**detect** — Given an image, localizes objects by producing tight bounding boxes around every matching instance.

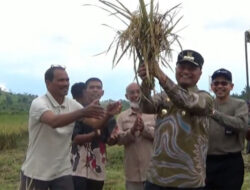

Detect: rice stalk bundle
[88,0,182,88]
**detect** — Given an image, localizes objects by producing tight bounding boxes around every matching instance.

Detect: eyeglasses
[212,81,229,86]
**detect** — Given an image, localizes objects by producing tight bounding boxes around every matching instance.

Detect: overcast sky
[0,0,249,100]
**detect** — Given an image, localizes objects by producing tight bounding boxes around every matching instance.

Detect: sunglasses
[212,81,229,86]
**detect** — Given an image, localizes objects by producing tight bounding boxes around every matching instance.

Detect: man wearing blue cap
[138,50,213,190]
[205,68,248,190]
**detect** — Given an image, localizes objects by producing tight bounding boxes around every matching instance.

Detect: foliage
[101,99,130,111]
[104,145,125,190]
[1,115,250,190]
[232,86,250,101]
[0,100,129,150]
[0,89,37,113]
[0,134,27,190]
[1,135,250,190]
[0,133,126,190]
[0,113,28,150]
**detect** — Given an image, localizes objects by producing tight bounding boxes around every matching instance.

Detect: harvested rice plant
[88,0,183,88]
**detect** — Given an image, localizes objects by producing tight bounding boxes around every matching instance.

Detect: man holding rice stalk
[19,66,107,190]
[91,0,212,189]
[138,50,213,189]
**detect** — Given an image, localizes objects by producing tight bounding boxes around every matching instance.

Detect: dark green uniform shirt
[208,97,248,155]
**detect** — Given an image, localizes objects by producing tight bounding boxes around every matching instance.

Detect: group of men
[19,49,248,190]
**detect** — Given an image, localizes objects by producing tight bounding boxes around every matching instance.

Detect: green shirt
[140,81,213,188]
[208,97,248,155]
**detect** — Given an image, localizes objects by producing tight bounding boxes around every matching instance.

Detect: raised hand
[107,126,119,145]
[106,101,122,116]
[136,114,144,132]
[138,64,147,81]
[82,99,105,119]
[131,114,144,135]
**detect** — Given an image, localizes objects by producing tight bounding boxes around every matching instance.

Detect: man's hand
[82,99,105,119]
[106,101,122,116]
[107,126,119,145]
[138,62,167,85]
[138,64,147,81]
[81,99,106,129]
[136,114,144,132]
[82,100,122,130]
[131,114,144,135]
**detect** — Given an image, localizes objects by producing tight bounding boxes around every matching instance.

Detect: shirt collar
[187,85,199,92]
[128,107,138,116]
[46,91,66,108]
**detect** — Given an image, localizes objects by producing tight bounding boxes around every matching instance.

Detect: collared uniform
[208,97,248,154]
[205,97,248,190]
[21,92,82,180]
[117,108,155,182]
[141,82,213,188]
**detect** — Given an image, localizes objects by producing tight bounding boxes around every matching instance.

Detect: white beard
[130,101,139,109]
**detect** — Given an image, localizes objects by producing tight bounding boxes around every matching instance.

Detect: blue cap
[211,68,232,81]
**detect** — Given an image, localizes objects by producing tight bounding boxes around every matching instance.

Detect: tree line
[0,89,130,113]
[0,86,248,114]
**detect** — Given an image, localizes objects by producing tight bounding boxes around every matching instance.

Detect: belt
[207,152,241,159]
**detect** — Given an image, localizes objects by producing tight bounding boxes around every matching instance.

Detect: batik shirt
[140,81,213,188]
[71,118,116,181]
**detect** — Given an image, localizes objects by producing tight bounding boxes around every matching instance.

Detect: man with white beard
[116,82,156,190]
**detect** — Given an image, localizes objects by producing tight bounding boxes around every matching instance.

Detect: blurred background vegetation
[0,88,250,190]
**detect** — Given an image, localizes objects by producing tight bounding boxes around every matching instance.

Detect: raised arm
[40,99,105,128]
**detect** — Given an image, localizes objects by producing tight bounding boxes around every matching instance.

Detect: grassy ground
[0,135,125,190]
[243,154,250,190]
[0,113,28,150]
[0,113,250,190]
[0,135,27,190]
[1,135,250,190]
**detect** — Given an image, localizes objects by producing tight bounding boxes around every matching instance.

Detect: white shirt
[21,91,82,180]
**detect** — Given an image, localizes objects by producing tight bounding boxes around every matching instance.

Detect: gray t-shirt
[21,91,82,180]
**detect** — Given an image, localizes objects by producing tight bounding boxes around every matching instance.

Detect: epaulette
[198,90,213,97]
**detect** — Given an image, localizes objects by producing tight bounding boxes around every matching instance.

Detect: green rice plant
[0,113,28,150]
[104,145,125,190]
[1,138,250,190]
[0,139,27,190]
[87,0,182,88]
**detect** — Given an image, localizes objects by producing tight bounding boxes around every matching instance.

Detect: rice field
[0,113,28,150]
[0,113,250,190]
[0,113,125,190]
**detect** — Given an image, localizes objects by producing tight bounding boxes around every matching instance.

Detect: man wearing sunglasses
[205,68,248,190]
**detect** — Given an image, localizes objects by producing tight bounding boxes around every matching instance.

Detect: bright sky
[0,0,249,100]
